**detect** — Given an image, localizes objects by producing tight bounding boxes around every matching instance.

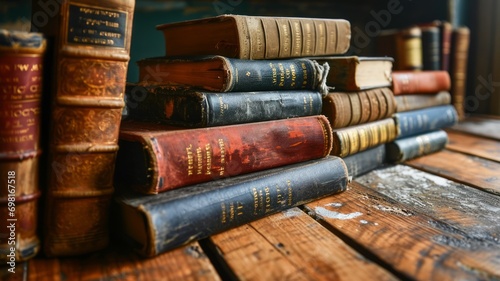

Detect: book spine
[395,91,451,112]
[393,105,458,139]
[116,115,333,194]
[440,21,453,71]
[31,0,135,257]
[421,26,441,70]
[396,27,423,70]
[125,86,322,127]
[449,27,470,120]
[0,30,45,261]
[118,156,349,257]
[343,145,386,179]
[386,130,448,163]
[391,71,451,95]
[331,118,397,158]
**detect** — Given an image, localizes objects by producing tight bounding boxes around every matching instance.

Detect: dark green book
[386,130,448,163]
[114,156,348,257]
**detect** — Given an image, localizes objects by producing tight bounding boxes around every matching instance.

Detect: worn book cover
[393,105,458,139]
[386,130,448,163]
[392,70,451,95]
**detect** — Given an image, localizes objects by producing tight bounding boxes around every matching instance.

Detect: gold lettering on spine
[290,64,297,86]
[278,63,285,87]
[196,146,203,175]
[292,21,302,56]
[205,143,212,175]
[269,62,278,85]
[252,187,259,215]
[287,180,293,206]
[221,202,227,224]
[264,186,271,213]
[301,62,308,87]
[218,138,226,176]
[185,144,194,175]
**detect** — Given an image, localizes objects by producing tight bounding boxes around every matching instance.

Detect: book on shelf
[393,105,458,139]
[322,87,396,129]
[330,118,397,158]
[124,84,322,127]
[386,130,448,163]
[31,0,135,256]
[137,55,330,94]
[342,145,386,179]
[375,27,423,71]
[420,26,440,70]
[449,26,470,120]
[313,56,393,91]
[114,115,333,194]
[0,29,46,262]
[391,70,451,95]
[155,15,351,59]
[114,156,349,257]
[418,20,452,71]
[395,91,451,112]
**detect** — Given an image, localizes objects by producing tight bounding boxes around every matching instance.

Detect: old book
[137,55,329,94]
[420,26,440,70]
[322,87,396,129]
[115,115,333,194]
[449,26,470,120]
[0,30,45,262]
[393,105,458,139]
[395,91,451,112]
[155,15,351,59]
[386,130,448,163]
[331,118,397,158]
[376,27,423,71]
[313,56,393,91]
[124,84,322,127]
[392,70,451,95]
[418,21,453,71]
[114,156,348,257]
[31,0,135,256]
[342,145,386,179]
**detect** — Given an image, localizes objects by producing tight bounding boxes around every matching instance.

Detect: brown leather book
[156,15,351,59]
[395,91,452,112]
[376,27,423,71]
[313,56,394,91]
[331,118,398,158]
[114,115,333,194]
[392,70,451,95]
[31,0,135,257]
[0,30,46,262]
[449,27,470,120]
[322,87,396,129]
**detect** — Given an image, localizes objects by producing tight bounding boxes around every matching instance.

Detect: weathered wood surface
[27,242,220,281]
[406,149,500,195]
[446,130,500,162]
[304,182,500,281]
[450,115,500,140]
[209,207,397,281]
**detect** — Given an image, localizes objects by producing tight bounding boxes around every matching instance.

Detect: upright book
[391,70,451,95]
[137,55,329,94]
[31,0,135,256]
[0,29,46,262]
[393,105,458,139]
[155,15,351,59]
[114,156,349,257]
[124,84,322,127]
[115,115,333,194]
[376,27,423,71]
[449,26,470,120]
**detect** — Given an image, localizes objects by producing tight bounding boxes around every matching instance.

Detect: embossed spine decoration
[0,30,46,261]
[31,0,135,256]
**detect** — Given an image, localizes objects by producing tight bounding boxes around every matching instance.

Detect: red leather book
[391,71,451,95]
[114,116,333,194]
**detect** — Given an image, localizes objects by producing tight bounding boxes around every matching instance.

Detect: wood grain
[210,207,397,281]
[304,182,500,281]
[406,149,500,195]
[27,242,220,281]
[445,130,500,162]
[450,115,500,140]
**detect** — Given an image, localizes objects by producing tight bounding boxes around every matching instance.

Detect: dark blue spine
[393,105,458,139]
[386,130,448,163]
[342,145,386,179]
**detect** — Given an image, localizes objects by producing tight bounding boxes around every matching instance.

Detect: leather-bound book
[31,0,135,256]
[449,27,470,120]
[395,91,451,112]
[420,26,440,70]
[418,21,453,71]
[114,156,348,257]
[313,56,393,91]
[0,29,46,262]
[156,15,351,59]
[124,84,322,127]
[386,130,448,163]
[342,145,386,179]
[376,27,423,71]
[322,87,396,129]
[137,56,329,94]
[393,105,458,139]
[391,70,451,95]
[115,115,333,194]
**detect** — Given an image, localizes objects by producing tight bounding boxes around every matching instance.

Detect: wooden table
[4,115,500,281]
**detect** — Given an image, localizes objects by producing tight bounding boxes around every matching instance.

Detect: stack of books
[113,14,353,257]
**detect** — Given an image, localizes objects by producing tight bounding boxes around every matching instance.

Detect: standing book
[114,156,349,257]
[31,0,135,256]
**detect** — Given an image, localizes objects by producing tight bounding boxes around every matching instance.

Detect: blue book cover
[386,130,448,163]
[393,105,458,139]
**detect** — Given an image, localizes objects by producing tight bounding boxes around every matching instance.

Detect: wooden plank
[304,182,500,281]
[450,116,500,141]
[210,207,398,281]
[406,149,500,195]
[28,242,220,281]
[446,130,500,162]
[356,165,500,244]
